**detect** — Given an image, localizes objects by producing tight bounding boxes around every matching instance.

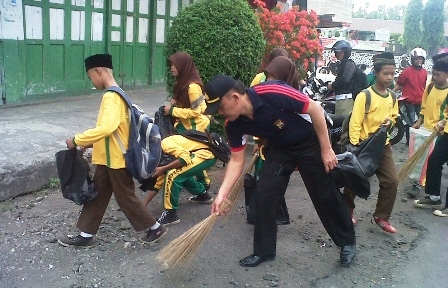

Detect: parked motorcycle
[389,93,411,145]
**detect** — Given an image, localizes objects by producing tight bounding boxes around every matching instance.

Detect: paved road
[0,86,169,201]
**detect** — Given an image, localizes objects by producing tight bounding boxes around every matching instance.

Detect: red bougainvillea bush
[254,0,322,78]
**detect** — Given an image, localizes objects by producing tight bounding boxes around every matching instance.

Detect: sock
[150,222,160,230]
[80,232,93,238]
[430,195,440,201]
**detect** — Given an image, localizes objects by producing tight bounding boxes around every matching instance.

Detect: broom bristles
[397,130,437,184]
[157,153,259,269]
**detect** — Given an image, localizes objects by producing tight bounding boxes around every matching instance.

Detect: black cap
[204,75,236,115]
[84,54,113,72]
[432,52,448,62]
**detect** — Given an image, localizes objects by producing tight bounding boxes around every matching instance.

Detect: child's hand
[151,166,165,178]
[436,120,446,135]
[381,118,391,127]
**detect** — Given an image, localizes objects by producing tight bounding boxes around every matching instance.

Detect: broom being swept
[203,75,356,268]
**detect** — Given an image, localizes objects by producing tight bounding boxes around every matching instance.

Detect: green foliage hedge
[164,0,265,94]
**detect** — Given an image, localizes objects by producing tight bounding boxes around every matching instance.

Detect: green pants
[163,157,216,210]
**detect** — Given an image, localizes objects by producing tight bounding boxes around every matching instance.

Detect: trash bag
[154,106,175,139]
[346,126,387,177]
[330,152,371,200]
[55,149,97,205]
[244,173,290,225]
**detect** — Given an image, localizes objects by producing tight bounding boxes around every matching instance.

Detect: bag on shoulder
[351,63,369,98]
[154,106,175,139]
[181,130,231,163]
[55,149,97,205]
[108,86,162,183]
[338,89,396,147]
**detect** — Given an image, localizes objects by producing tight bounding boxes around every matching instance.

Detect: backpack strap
[108,86,132,108]
[427,82,435,95]
[107,86,130,154]
[362,89,371,123]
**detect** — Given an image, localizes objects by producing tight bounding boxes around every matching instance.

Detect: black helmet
[332,40,352,59]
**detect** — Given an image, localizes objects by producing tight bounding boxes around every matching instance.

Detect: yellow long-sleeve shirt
[161,134,215,166]
[74,90,129,169]
[349,87,398,145]
[250,72,267,87]
[169,83,210,132]
[420,84,448,130]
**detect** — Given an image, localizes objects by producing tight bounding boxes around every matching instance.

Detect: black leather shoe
[276,218,290,225]
[340,244,356,267]
[239,254,276,267]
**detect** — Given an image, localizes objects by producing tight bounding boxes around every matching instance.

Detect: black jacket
[332,59,356,95]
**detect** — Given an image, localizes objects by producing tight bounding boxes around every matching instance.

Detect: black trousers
[425,134,448,198]
[253,133,355,256]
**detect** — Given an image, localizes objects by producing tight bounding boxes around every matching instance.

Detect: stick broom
[397,130,437,184]
[156,153,259,269]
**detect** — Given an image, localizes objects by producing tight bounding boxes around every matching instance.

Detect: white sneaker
[433,207,448,217]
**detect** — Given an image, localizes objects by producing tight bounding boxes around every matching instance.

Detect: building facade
[0,0,194,104]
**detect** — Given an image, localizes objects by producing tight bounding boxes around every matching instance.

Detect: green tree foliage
[421,0,446,55]
[352,3,405,20]
[403,0,423,50]
[164,0,264,93]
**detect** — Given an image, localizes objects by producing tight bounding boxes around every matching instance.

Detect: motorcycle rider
[327,40,356,116]
[393,48,428,145]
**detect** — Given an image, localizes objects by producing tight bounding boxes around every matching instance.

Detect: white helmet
[410,47,427,59]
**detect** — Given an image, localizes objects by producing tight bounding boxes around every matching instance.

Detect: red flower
[255,1,321,78]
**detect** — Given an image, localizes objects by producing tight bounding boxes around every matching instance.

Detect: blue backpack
[108,86,162,183]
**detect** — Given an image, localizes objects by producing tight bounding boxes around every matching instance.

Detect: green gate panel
[25,44,45,95]
[135,46,149,85]
[152,45,165,85]
[123,45,134,87]
[110,45,122,82]
[47,44,65,83]
[66,44,87,90]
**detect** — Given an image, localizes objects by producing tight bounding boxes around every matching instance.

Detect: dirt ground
[1,142,447,288]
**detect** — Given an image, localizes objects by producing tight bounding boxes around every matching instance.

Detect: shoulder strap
[427,82,435,95]
[107,86,132,108]
[107,86,130,154]
[388,89,397,107]
[363,89,371,123]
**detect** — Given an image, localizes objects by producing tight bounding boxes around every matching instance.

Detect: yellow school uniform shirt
[420,84,448,130]
[161,134,215,166]
[169,83,210,132]
[250,72,267,87]
[349,87,398,145]
[74,91,129,169]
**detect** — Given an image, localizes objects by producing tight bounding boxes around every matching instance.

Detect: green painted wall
[1,0,191,104]
[3,40,26,103]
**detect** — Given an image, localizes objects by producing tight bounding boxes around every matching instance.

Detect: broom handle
[219,152,259,213]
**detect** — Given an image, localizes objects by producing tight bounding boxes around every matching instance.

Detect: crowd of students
[56,46,448,270]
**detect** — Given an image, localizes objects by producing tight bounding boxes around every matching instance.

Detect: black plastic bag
[330,152,371,200]
[154,106,175,139]
[55,149,97,205]
[346,126,387,177]
[244,174,290,225]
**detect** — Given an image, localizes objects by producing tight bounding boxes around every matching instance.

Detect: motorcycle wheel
[389,118,405,145]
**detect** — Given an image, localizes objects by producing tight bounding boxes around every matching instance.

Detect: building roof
[350,18,448,37]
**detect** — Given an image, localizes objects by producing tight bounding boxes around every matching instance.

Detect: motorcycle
[389,93,411,145]
[302,72,329,101]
